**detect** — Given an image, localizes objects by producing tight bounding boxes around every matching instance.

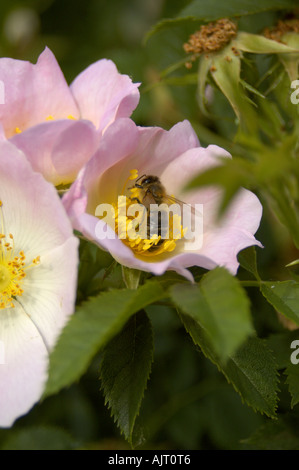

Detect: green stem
[122,266,141,289]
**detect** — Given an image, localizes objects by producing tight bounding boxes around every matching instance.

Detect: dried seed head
[263,18,299,42]
[183,18,238,67]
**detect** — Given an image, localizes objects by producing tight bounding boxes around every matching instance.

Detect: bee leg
[130,197,142,204]
[135,174,146,184]
[128,175,147,189]
[128,182,143,190]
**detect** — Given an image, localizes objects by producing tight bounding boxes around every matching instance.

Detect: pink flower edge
[63,118,263,281]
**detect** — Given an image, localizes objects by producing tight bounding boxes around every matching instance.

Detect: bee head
[141,175,159,186]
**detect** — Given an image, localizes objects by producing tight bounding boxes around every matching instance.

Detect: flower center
[109,170,185,258]
[0,264,11,291]
[0,201,40,309]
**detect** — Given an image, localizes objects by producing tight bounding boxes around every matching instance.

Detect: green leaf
[179,311,278,417]
[170,267,254,359]
[242,415,299,450]
[179,0,297,19]
[278,32,299,81]
[211,45,257,133]
[286,259,299,268]
[240,79,266,100]
[236,31,299,54]
[286,361,299,407]
[1,426,77,450]
[145,0,296,41]
[238,246,260,280]
[266,183,299,250]
[261,281,299,326]
[44,280,166,398]
[100,311,153,444]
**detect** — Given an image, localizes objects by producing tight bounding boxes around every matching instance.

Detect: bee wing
[164,194,202,218]
[163,194,205,248]
[142,192,158,210]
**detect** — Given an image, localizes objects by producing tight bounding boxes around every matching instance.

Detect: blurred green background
[0,0,297,450]
[0,0,198,129]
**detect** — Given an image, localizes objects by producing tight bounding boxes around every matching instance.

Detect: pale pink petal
[70,59,140,130]
[160,145,230,199]
[159,145,263,274]
[11,119,99,185]
[196,188,263,273]
[0,305,48,428]
[63,118,140,218]
[128,120,200,176]
[0,47,79,138]
[62,167,88,223]
[199,225,261,274]
[20,238,79,351]
[0,141,78,427]
[0,141,75,256]
[0,123,6,141]
[74,119,200,210]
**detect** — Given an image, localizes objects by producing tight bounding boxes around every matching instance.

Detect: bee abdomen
[146,212,169,252]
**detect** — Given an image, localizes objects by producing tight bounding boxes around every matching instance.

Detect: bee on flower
[63,118,262,281]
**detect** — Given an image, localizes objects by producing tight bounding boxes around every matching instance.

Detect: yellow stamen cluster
[183,18,238,68]
[109,170,186,257]
[0,201,40,309]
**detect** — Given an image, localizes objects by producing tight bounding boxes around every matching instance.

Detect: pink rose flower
[0,141,78,427]
[0,48,140,185]
[63,118,262,281]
